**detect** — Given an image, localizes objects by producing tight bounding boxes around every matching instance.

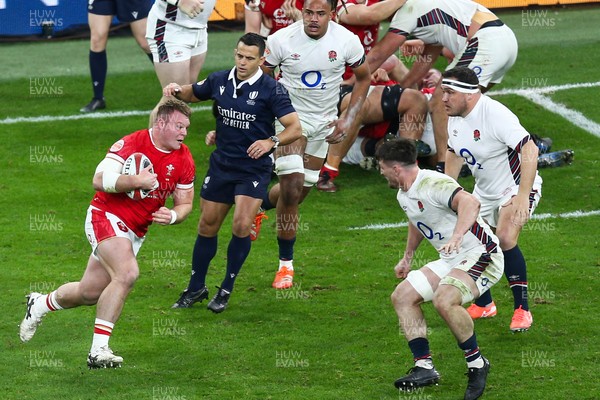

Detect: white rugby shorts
[146,17,207,63]
[447,24,518,87]
[476,182,542,228]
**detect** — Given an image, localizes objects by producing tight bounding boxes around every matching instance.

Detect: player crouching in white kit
[377,138,503,399]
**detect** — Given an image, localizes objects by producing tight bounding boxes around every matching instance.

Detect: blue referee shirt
[192,67,296,172]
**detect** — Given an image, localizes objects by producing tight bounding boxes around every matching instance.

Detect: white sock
[33,291,63,317]
[324,162,338,172]
[279,260,293,270]
[91,318,114,353]
[467,356,485,369]
[415,358,434,369]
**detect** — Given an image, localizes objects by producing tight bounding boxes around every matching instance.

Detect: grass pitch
[1,6,600,400]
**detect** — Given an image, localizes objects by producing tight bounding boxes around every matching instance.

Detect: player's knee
[89,34,108,52]
[115,266,140,289]
[495,227,518,250]
[431,289,448,312]
[391,282,415,308]
[231,218,252,237]
[432,285,457,312]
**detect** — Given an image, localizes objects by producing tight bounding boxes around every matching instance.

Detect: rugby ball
[122,152,154,200]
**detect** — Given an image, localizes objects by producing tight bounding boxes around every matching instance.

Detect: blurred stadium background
[2,0,600,38]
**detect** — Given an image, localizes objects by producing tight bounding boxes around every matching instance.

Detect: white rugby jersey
[265,21,365,120]
[389,0,492,56]
[397,169,500,260]
[447,95,542,201]
[149,0,216,29]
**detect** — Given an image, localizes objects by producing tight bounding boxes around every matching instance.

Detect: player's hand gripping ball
[122,153,155,200]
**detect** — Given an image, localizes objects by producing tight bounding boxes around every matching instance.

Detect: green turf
[2,6,600,400]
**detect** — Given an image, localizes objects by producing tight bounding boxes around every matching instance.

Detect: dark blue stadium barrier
[0,0,90,37]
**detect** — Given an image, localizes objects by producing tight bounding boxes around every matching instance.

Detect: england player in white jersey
[265,16,365,129]
[252,0,371,290]
[442,67,542,332]
[367,0,517,91]
[146,0,216,87]
[365,0,518,174]
[377,138,503,399]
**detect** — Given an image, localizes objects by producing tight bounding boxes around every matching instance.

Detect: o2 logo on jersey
[459,148,483,170]
[301,71,327,90]
[416,222,444,241]
[472,66,482,77]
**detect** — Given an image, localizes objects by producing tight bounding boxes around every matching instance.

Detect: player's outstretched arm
[338,0,406,26]
[367,31,406,73]
[163,83,200,103]
[399,44,442,89]
[244,1,262,34]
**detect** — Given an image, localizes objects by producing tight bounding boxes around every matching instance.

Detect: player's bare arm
[93,160,157,194]
[247,112,302,159]
[244,1,262,33]
[396,222,425,279]
[328,60,371,143]
[176,0,205,19]
[439,190,480,255]
[444,149,464,180]
[337,0,406,26]
[366,31,406,73]
[163,83,200,102]
[152,186,194,225]
[508,139,539,226]
[399,44,442,89]
[260,64,276,78]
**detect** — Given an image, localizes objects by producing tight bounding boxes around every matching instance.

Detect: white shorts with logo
[275,114,334,160]
[407,249,504,304]
[85,206,145,258]
[476,182,542,228]
[447,24,518,87]
[146,16,207,63]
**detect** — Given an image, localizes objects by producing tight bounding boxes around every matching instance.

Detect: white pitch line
[349,210,600,231]
[489,81,600,96]
[524,92,600,138]
[0,105,212,125]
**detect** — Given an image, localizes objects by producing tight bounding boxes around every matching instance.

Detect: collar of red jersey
[228,66,263,89]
